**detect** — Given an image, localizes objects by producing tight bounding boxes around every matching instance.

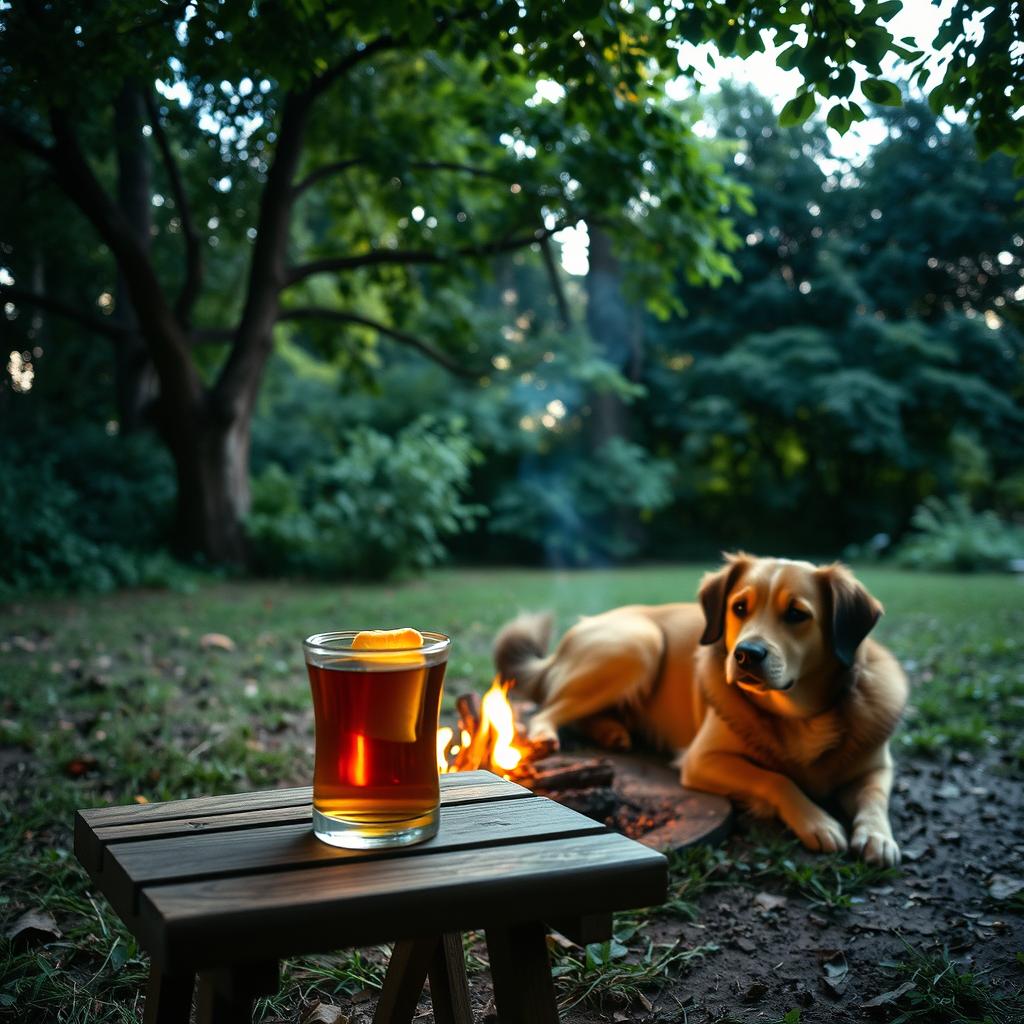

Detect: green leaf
[778,91,816,127]
[776,44,801,71]
[862,77,903,106]
[827,103,853,133]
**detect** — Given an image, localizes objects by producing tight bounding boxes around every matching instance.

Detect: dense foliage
[639,90,1024,555]
[247,416,483,576]
[2,1,1022,587]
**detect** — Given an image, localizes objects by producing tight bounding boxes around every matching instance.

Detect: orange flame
[437,676,529,777]
[481,678,521,771]
[436,726,454,774]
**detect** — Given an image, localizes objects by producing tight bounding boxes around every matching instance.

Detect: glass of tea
[303,629,450,849]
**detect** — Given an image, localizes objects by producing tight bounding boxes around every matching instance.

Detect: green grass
[663,826,898,917]
[876,944,1024,1023]
[1,566,1021,1020]
[550,924,718,1012]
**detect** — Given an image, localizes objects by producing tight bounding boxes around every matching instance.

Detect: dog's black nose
[735,641,768,667]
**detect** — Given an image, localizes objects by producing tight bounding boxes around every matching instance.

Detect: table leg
[427,932,473,1024]
[143,965,194,1024]
[485,922,559,1024]
[373,937,438,1024]
[196,960,279,1024]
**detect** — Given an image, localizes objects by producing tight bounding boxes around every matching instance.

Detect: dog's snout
[735,641,768,668]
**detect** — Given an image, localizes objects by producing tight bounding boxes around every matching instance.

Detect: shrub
[893,495,1024,572]
[247,416,483,577]
[0,436,191,598]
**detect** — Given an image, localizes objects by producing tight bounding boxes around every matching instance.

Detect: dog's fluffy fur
[494,553,908,865]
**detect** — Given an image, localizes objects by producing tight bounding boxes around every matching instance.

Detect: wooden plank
[427,933,473,1024]
[142,966,194,1024]
[80,787,314,829]
[195,960,278,1024]
[545,913,613,946]
[486,921,559,1024]
[104,798,606,919]
[141,831,668,972]
[372,936,436,1024]
[75,771,529,875]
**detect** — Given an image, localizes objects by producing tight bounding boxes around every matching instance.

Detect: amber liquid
[307,658,446,826]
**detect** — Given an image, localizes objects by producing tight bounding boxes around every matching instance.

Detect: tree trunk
[113,82,159,431]
[584,227,643,447]
[165,402,253,565]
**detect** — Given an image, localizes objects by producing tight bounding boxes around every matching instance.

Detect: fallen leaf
[6,909,62,947]
[821,951,849,995]
[64,755,99,778]
[754,892,788,912]
[901,845,930,862]
[988,874,1024,901]
[302,1002,348,1024]
[861,980,915,1009]
[200,633,235,652]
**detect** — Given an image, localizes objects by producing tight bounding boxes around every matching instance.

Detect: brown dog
[494,554,907,866]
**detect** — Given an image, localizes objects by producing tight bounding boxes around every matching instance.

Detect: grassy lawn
[2,565,1023,1021]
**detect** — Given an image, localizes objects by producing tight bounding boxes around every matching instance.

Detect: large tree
[2,0,1018,562]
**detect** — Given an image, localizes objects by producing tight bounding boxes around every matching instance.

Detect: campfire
[435,676,734,851]
[436,675,616,793]
[436,676,529,778]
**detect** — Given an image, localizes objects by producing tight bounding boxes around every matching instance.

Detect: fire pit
[438,677,732,851]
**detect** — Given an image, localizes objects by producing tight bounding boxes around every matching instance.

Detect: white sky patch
[555,221,590,276]
[526,79,567,107]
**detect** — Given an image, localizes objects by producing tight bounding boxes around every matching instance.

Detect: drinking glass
[303,630,450,849]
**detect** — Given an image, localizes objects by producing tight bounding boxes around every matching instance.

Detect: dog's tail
[493,611,554,702]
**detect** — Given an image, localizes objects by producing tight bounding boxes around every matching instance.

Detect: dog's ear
[818,563,883,668]
[698,553,749,646]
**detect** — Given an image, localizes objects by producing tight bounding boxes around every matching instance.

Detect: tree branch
[0,284,129,341]
[144,90,204,327]
[45,107,200,409]
[292,158,364,196]
[307,34,400,100]
[292,158,524,197]
[286,225,560,287]
[0,116,55,164]
[277,307,479,378]
[540,234,572,329]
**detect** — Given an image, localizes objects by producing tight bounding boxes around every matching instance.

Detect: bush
[0,437,191,598]
[247,416,483,577]
[893,495,1024,572]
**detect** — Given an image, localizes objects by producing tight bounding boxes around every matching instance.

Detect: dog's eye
[783,605,810,624]
[732,600,747,618]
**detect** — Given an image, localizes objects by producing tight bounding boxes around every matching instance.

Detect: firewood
[455,693,481,736]
[526,759,615,793]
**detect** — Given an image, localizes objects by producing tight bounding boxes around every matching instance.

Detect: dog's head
[698,553,882,717]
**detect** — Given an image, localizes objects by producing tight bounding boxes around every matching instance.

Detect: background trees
[2,2,1022,586]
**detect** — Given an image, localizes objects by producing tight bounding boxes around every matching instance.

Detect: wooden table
[75,770,668,1023]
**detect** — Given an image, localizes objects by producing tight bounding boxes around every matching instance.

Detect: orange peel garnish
[352,627,424,650]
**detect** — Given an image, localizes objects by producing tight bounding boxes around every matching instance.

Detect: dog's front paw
[851,826,900,867]
[793,811,848,855]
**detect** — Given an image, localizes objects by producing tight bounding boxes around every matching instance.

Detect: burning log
[521,758,615,793]
[455,693,481,737]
